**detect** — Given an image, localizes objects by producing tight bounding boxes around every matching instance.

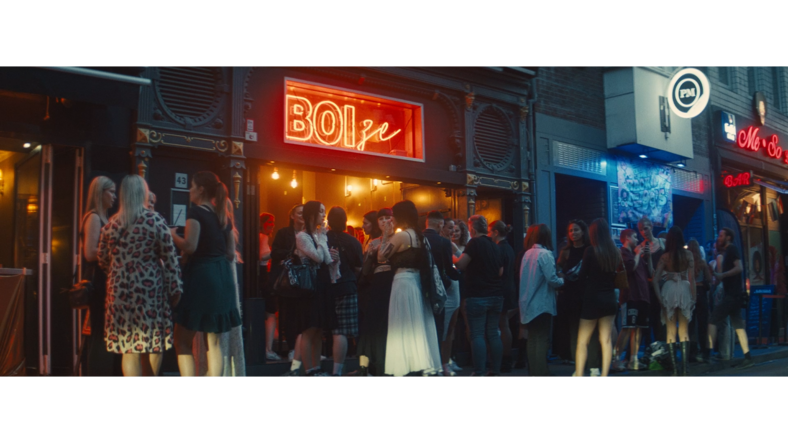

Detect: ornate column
[133,129,152,179]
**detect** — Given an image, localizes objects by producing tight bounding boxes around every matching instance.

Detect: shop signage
[721,111,737,142]
[736,125,787,164]
[284,79,424,161]
[666,68,710,118]
[722,172,751,188]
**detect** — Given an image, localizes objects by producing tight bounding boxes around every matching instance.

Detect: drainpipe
[526,76,539,226]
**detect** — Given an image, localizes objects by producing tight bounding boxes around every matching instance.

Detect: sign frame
[666,68,711,119]
[283,77,426,163]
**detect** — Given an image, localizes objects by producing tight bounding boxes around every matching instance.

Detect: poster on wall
[616,158,673,228]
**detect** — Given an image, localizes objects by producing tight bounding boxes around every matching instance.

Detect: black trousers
[526,313,552,376]
[689,286,710,353]
[648,286,666,343]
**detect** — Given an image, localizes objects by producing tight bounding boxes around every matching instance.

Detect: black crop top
[390,247,424,270]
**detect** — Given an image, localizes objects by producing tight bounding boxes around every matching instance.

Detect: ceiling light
[677,162,686,168]
[639,154,648,159]
[290,170,298,188]
[23,143,31,148]
[272,168,280,180]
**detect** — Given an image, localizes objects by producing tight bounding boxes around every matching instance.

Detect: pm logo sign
[666,68,710,119]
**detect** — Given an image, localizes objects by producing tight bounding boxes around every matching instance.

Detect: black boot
[680,341,690,376]
[667,343,678,376]
[501,355,513,373]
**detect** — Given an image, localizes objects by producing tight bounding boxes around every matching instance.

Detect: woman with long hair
[519,224,564,376]
[653,226,696,376]
[489,220,516,372]
[273,204,306,374]
[574,218,620,377]
[379,200,442,376]
[291,201,337,376]
[555,219,590,365]
[355,208,394,376]
[81,176,118,375]
[687,239,712,363]
[98,175,182,376]
[441,218,465,374]
[361,210,382,252]
[258,212,280,361]
[170,171,241,376]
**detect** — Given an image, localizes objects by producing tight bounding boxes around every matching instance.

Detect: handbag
[66,278,93,310]
[564,260,582,282]
[614,257,629,291]
[273,235,318,298]
[423,237,448,315]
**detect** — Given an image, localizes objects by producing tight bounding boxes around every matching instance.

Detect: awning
[0,67,148,109]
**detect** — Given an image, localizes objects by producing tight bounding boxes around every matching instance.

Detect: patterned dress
[98,210,183,354]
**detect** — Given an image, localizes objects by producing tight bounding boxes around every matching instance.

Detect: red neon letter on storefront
[286,95,313,142]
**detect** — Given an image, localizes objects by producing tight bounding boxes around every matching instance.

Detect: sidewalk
[498,343,788,377]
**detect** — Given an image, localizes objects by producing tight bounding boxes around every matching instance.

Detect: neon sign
[284,79,424,161]
[723,172,751,188]
[736,126,788,164]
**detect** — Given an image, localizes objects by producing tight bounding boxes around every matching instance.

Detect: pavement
[489,343,788,377]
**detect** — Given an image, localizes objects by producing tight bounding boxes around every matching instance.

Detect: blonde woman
[97,175,182,376]
[81,176,118,376]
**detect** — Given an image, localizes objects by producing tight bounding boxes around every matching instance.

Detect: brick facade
[534,67,606,131]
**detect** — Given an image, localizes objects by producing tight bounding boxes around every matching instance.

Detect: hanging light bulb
[291,170,298,188]
[272,167,280,180]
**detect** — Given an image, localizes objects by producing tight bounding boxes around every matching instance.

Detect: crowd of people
[78,172,755,376]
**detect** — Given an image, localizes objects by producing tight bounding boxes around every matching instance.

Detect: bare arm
[171,219,200,255]
[82,214,102,262]
[225,228,235,262]
[652,255,666,295]
[378,230,408,263]
[456,253,472,271]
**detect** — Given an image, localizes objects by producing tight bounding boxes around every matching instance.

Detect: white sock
[333,363,344,375]
[290,360,302,371]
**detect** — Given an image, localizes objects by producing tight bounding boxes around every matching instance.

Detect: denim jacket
[519,244,564,324]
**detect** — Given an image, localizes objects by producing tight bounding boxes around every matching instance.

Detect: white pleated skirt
[659,279,695,325]
[385,271,443,376]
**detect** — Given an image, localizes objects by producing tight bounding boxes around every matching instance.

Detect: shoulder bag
[273,234,318,298]
[423,237,448,315]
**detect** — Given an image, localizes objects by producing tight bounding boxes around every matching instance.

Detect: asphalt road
[702,356,788,376]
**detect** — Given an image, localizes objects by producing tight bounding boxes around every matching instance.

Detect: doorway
[1,142,83,375]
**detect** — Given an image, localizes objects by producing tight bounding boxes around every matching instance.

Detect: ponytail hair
[193,171,228,228]
[490,220,512,239]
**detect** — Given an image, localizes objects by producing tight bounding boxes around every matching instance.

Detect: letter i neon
[343,105,356,148]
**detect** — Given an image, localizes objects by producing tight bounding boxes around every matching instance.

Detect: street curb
[614,347,788,377]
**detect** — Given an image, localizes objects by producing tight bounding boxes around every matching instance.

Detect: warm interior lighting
[272,168,280,180]
[373,179,379,186]
[290,170,298,188]
[395,228,402,233]
[0,169,4,194]
[346,185,353,193]
[23,142,31,148]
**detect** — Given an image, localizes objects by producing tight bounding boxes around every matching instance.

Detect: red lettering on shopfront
[723,172,751,188]
[736,126,788,164]
[286,96,402,151]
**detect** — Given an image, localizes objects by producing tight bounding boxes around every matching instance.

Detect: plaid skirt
[332,292,359,337]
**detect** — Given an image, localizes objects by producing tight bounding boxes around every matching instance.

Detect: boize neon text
[286,95,401,151]
[737,126,788,164]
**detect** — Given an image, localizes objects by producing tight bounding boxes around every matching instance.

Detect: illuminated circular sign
[666,68,710,118]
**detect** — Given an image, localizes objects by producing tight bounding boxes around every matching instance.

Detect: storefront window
[724,182,768,285]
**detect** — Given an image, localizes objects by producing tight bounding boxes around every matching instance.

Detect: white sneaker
[449,359,462,372]
[443,364,457,376]
[266,351,282,361]
[590,368,601,377]
[287,350,294,361]
[320,355,327,361]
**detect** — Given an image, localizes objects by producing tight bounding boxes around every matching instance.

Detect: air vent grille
[553,141,607,175]
[474,107,513,170]
[157,67,221,121]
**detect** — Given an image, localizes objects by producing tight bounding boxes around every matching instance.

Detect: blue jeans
[465,296,504,375]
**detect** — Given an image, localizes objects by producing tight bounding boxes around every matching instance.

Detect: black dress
[357,237,394,376]
[555,244,588,361]
[577,247,618,320]
[82,211,121,376]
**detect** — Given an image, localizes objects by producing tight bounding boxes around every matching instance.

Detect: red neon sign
[736,126,788,164]
[723,172,751,188]
[284,79,424,161]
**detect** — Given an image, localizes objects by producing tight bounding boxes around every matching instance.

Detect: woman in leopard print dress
[98,175,183,376]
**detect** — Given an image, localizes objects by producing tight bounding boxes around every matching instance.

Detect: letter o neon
[313,100,343,146]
